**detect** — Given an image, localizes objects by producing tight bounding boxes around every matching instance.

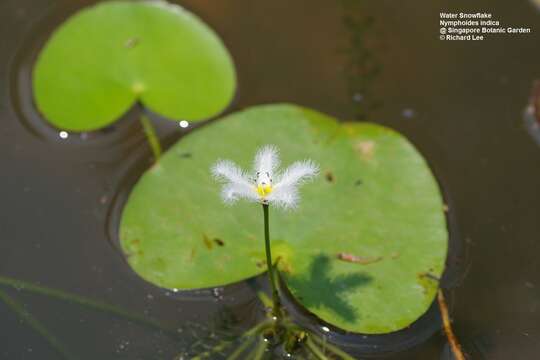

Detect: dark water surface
[2,0,540,359]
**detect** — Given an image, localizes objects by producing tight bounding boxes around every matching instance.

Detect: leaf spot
[337,252,382,265]
[202,234,213,250]
[324,170,335,183]
[355,140,376,160]
[418,271,440,282]
[188,248,196,262]
[178,152,192,158]
[124,37,140,48]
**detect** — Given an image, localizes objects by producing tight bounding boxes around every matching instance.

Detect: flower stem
[255,290,272,309]
[262,204,281,319]
[139,113,162,161]
[309,332,356,360]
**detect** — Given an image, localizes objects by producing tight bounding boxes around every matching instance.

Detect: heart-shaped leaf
[33,1,236,131]
[119,104,448,334]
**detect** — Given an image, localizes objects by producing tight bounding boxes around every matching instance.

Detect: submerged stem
[255,290,273,309]
[225,336,256,360]
[309,332,356,360]
[262,204,281,318]
[184,319,272,360]
[0,275,172,337]
[305,338,329,360]
[249,338,267,360]
[0,289,75,360]
[139,113,162,160]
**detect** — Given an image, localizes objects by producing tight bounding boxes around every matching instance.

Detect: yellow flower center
[256,184,273,197]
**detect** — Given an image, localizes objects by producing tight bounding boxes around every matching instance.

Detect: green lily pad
[33,1,236,131]
[119,104,448,334]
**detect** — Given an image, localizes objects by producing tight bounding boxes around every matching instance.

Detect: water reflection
[339,0,382,121]
[524,80,540,145]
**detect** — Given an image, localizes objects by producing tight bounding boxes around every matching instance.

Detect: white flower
[212,145,319,209]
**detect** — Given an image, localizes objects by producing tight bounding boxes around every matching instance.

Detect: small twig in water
[438,289,466,360]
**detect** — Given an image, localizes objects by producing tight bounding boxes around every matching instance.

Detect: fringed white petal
[212,146,318,209]
[212,160,251,186]
[254,145,279,176]
[273,160,319,190]
[265,186,299,209]
[212,160,256,204]
[221,182,259,204]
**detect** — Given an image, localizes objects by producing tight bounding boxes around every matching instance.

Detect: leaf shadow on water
[286,254,372,323]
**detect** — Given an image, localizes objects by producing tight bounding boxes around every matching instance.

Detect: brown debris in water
[438,289,466,360]
[337,252,382,265]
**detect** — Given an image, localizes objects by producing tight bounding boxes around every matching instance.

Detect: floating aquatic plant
[212,145,319,316]
[19,0,456,356]
[33,1,236,159]
[120,104,448,334]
